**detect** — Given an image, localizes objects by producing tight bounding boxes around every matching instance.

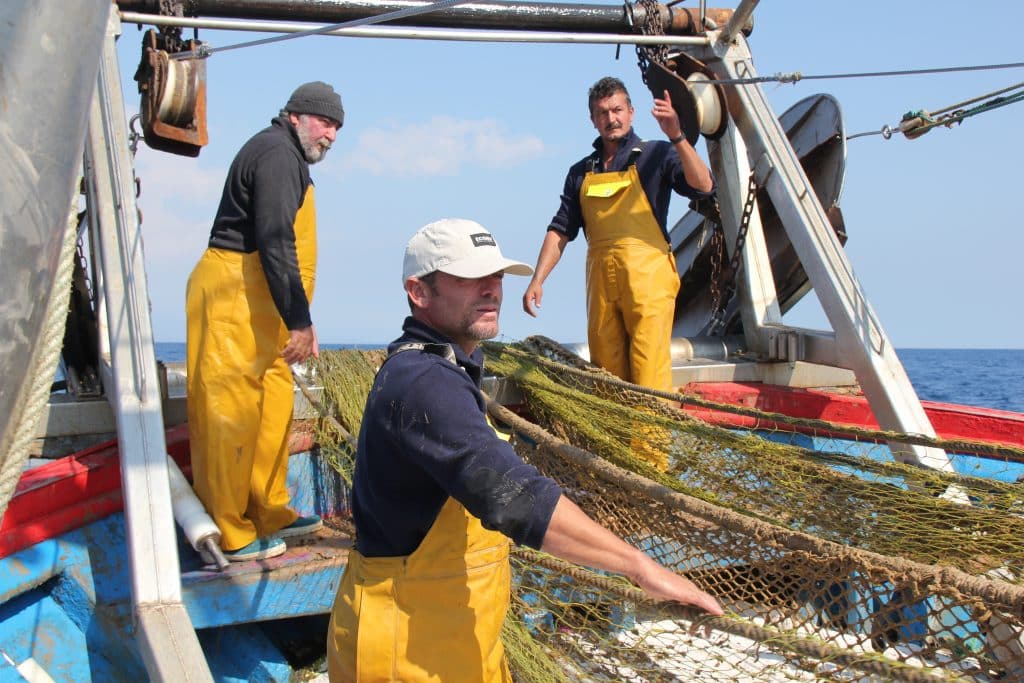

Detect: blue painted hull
[0,450,349,682]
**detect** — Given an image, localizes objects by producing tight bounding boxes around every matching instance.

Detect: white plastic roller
[166,455,229,571]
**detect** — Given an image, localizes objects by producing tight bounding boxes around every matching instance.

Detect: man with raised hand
[524,76,715,394]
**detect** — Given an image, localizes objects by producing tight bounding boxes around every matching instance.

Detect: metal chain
[728,173,758,276]
[156,0,187,48]
[708,173,757,334]
[706,201,724,316]
[634,0,668,84]
[74,233,95,309]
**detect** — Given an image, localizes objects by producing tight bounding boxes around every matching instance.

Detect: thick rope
[514,548,952,683]
[0,203,80,523]
[516,336,1024,462]
[486,398,1024,613]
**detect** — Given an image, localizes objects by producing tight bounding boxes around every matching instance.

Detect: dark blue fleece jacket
[351,317,563,557]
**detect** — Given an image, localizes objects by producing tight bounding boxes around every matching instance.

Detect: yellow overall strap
[293,184,317,302]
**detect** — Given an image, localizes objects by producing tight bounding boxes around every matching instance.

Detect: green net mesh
[311,343,1024,682]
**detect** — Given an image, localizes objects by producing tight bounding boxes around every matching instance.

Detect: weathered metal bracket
[134,29,209,157]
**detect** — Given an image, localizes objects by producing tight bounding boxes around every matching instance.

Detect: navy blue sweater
[351,317,563,557]
[547,128,716,244]
[208,116,313,330]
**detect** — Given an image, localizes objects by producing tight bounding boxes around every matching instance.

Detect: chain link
[729,173,757,276]
[634,0,668,85]
[708,173,757,334]
[74,235,95,309]
[706,202,724,316]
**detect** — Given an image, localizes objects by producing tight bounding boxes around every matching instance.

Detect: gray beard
[296,121,329,164]
[300,139,327,164]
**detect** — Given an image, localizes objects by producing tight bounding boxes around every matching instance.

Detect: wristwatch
[668,133,685,145]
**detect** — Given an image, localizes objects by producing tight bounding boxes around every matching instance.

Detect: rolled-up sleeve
[664,143,717,199]
[547,162,588,242]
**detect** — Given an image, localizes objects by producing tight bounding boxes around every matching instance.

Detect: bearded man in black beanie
[186,81,344,562]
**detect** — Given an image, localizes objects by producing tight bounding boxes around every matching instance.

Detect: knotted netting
[311,343,1024,682]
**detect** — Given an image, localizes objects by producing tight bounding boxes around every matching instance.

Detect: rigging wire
[171,0,470,59]
[846,80,1024,141]
[154,8,1024,145]
[929,78,1024,116]
[713,60,1024,86]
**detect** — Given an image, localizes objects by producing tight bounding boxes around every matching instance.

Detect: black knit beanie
[284,81,345,126]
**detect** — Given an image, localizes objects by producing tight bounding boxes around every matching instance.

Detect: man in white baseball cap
[326,218,722,681]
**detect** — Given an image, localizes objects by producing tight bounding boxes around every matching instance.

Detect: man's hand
[653,88,714,192]
[652,89,684,141]
[522,280,544,317]
[282,325,318,364]
[632,553,724,617]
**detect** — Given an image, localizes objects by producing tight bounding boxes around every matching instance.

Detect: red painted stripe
[680,382,1024,452]
[1,490,124,554]
[0,425,192,559]
[0,423,315,559]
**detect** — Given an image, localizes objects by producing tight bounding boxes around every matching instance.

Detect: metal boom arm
[700,32,953,471]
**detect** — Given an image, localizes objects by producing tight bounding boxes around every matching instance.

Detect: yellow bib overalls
[327,414,514,682]
[185,185,317,551]
[582,159,680,393]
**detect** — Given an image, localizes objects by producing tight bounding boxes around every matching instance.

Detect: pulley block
[134,29,208,157]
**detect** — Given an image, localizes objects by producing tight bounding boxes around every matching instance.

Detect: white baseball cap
[403,218,534,281]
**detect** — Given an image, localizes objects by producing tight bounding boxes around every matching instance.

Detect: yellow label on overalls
[585,179,632,198]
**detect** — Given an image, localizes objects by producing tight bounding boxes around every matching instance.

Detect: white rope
[0,201,80,523]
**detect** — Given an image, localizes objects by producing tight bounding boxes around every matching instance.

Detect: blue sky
[116,1,1024,348]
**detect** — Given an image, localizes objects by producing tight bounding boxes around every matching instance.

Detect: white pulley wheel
[686,72,723,136]
[156,53,197,127]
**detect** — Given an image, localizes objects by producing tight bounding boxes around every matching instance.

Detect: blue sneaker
[223,536,286,562]
[278,514,323,539]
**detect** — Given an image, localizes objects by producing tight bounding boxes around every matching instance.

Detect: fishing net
[311,343,1024,682]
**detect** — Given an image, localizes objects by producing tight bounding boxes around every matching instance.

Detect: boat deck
[181,522,353,629]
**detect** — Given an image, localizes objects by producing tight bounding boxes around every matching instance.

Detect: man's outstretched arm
[540,495,723,615]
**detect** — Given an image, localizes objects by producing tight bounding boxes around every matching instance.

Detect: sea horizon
[149,343,1024,414]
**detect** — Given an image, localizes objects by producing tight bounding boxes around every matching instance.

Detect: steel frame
[691,30,952,471]
[83,8,214,682]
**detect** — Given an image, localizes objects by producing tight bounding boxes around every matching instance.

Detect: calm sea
[151,343,1024,414]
